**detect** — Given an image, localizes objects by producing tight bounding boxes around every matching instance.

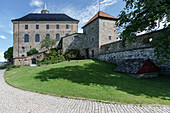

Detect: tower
[41,2,49,14]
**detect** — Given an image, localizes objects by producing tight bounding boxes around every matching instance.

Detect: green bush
[37,49,65,66]
[8,65,20,70]
[0,65,7,69]
[64,49,85,60]
[27,48,38,56]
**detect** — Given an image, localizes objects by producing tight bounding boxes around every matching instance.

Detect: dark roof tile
[12,13,79,22]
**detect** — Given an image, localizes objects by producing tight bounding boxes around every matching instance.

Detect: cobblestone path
[0,70,170,113]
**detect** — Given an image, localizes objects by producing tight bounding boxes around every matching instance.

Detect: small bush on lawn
[8,65,20,70]
[64,49,85,60]
[27,48,38,56]
[0,65,7,69]
[37,49,65,66]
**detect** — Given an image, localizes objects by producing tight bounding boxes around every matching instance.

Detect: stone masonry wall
[97,29,170,73]
[13,21,78,58]
[62,33,85,56]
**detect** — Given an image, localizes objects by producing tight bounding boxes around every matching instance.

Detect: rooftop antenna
[99,0,101,11]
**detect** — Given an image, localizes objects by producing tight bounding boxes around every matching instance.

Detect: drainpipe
[18,21,20,57]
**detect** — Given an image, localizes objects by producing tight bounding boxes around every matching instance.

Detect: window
[92,50,94,57]
[46,24,49,29]
[24,34,29,42]
[56,25,59,29]
[65,33,69,36]
[22,47,25,52]
[109,36,111,40]
[66,25,69,29]
[35,34,40,42]
[92,38,94,42]
[74,36,79,40]
[46,34,50,40]
[149,38,153,42]
[25,25,28,29]
[56,34,60,41]
[36,25,39,29]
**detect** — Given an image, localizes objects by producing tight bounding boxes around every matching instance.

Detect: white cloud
[0,52,6,62]
[54,0,117,32]
[30,0,43,7]
[137,17,170,36]
[0,35,6,39]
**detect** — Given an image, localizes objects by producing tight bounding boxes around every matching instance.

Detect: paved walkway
[0,70,170,113]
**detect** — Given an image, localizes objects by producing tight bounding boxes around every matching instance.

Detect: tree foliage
[4,47,13,62]
[27,48,38,56]
[117,0,170,62]
[40,37,57,50]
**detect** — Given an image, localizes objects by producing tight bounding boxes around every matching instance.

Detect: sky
[0,0,126,62]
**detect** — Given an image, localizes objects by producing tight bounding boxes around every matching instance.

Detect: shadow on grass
[35,60,170,99]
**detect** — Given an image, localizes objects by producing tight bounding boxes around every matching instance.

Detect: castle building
[12,2,118,65]
[12,2,79,58]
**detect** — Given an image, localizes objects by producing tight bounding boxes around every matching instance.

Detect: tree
[4,47,13,62]
[117,0,170,63]
[27,48,38,56]
[40,37,57,51]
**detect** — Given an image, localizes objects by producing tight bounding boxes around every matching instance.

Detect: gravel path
[0,69,170,113]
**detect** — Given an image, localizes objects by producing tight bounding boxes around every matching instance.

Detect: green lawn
[5,60,170,105]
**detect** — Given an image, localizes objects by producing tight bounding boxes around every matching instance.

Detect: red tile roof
[82,11,118,28]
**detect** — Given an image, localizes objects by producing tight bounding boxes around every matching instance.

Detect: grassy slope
[5,60,170,105]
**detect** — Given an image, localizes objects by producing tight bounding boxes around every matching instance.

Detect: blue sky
[0,0,125,61]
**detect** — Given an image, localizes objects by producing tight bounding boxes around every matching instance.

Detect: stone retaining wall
[97,47,170,73]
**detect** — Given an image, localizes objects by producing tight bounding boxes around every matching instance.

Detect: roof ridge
[82,11,118,28]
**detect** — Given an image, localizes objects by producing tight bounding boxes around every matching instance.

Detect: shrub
[64,49,85,60]
[37,49,65,66]
[27,48,38,56]
[8,65,20,70]
[0,65,7,69]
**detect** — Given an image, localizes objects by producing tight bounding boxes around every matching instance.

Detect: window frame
[56,34,60,41]
[24,34,29,43]
[46,24,49,29]
[66,24,69,29]
[46,34,50,40]
[25,25,28,30]
[56,25,60,29]
[109,36,112,40]
[35,34,40,42]
[36,25,39,29]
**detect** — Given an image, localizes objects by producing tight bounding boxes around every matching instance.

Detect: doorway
[32,58,36,64]
[85,49,89,58]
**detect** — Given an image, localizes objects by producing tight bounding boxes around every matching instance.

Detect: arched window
[24,34,29,43]
[35,34,40,42]
[46,34,50,40]
[56,34,60,41]
[65,33,69,36]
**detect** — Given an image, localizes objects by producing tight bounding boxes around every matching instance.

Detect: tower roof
[82,11,118,28]
[43,2,47,10]
[41,2,49,14]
